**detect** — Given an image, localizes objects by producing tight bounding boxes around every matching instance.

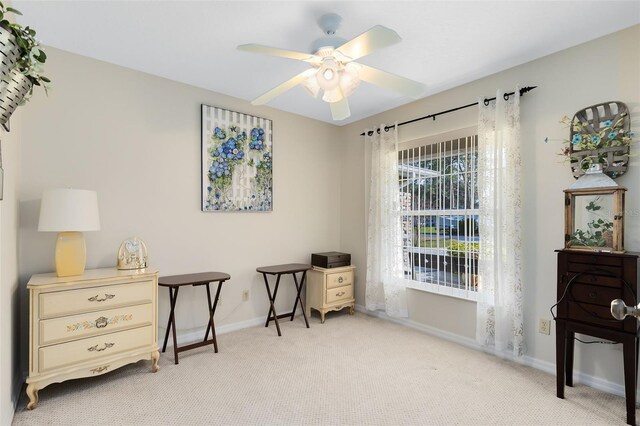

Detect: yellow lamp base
[55,231,86,277]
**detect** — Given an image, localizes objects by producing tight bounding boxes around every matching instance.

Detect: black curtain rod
[360,86,537,136]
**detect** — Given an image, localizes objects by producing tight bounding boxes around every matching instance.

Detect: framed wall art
[201,105,273,212]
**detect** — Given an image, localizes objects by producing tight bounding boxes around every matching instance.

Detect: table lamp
[38,188,100,277]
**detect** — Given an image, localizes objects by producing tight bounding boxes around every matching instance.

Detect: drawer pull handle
[88,294,115,302]
[338,277,344,284]
[336,291,346,297]
[90,365,110,374]
[88,343,115,352]
[588,291,598,299]
[95,316,109,328]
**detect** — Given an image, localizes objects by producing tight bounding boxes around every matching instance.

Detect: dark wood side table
[159,272,230,364]
[256,263,311,336]
[555,250,639,425]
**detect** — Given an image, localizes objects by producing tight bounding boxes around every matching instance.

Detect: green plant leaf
[40,76,50,83]
[6,7,22,15]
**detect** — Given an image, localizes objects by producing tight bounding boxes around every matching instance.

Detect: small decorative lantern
[564,161,626,253]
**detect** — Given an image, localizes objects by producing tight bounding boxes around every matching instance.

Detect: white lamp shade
[38,189,101,232]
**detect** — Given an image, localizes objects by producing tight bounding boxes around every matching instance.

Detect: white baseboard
[355,304,630,401]
[160,314,267,349]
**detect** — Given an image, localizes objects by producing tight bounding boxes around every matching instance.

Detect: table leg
[291,271,309,328]
[170,287,180,365]
[623,335,637,425]
[555,320,565,399]
[162,287,175,353]
[565,331,574,387]
[262,273,282,336]
[203,282,220,353]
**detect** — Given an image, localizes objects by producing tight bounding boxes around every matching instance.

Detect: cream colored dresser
[306,265,356,323]
[26,268,159,409]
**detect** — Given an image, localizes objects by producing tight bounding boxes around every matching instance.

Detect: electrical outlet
[242,290,250,302]
[539,318,551,335]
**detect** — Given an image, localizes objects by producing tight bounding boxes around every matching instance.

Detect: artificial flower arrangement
[550,105,634,178]
[561,113,632,153]
[0,1,50,101]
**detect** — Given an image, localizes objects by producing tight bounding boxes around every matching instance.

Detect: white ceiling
[15,1,640,125]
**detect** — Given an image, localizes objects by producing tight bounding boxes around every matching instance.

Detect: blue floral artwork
[201,105,273,212]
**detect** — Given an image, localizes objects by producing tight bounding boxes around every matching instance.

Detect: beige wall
[18,47,343,370]
[1,109,21,425]
[341,25,640,384]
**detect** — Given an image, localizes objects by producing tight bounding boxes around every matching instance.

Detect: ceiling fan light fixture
[317,58,340,91]
[322,87,344,103]
[339,63,361,97]
[302,76,320,98]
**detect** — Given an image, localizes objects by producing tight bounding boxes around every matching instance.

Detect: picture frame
[201,105,273,212]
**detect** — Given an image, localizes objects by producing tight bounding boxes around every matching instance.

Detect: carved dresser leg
[349,305,355,315]
[151,350,160,373]
[26,384,39,410]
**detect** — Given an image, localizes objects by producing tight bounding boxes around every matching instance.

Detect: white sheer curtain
[476,90,525,357]
[365,124,407,317]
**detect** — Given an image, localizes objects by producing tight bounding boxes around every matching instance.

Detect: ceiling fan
[238,13,426,121]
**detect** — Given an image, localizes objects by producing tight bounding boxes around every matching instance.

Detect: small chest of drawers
[555,250,639,425]
[305,265,356,323]
[26,268,160,409]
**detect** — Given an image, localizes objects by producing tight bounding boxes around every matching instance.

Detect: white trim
[355,304,633,402]
[159,314,269,349]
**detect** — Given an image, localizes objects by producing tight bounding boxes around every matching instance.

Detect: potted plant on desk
[0,1,49,126]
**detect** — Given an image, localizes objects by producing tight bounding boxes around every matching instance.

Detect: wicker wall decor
[569,101,630,179]
[0,26,21,80]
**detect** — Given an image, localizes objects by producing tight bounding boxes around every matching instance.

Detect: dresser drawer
[39,325,153,372]
[569,283,622,307]
[40,280,153,319]
[326,271,353,289]
[565,253,623,267]
[568,272,624,289]
[567,262,622,277]
[567,301,622,330]
[40,303,153,346]
[326,285,353,304]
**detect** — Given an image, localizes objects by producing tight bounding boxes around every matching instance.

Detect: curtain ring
[503,93,510,101]
[376,128,381,134]
[384,126,390,132]
[483,98,490,106]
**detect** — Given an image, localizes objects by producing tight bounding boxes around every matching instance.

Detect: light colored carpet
[13,312,630,425]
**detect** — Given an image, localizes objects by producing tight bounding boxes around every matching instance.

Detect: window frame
[398,126,479,302]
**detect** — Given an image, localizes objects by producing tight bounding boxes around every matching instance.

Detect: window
[398,128,479,300]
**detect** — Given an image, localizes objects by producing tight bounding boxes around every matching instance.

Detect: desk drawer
[39,325,153,372]
[40,280,153,319]
[327,271,353,289]
[40,303,153,346]
[326,285,353,304]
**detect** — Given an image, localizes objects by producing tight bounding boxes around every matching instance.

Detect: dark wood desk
[159,272,230,364]
[555,250,639,425]
[257,263,311,336]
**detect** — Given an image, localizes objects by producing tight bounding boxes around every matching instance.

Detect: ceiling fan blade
[330,97,351,121]
[335,25,401,61]
[358,64,426,98]
[251,69,317,105]
[238,44,320,64]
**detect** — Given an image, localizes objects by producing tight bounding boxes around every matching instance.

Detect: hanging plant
[0,1,50,98]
